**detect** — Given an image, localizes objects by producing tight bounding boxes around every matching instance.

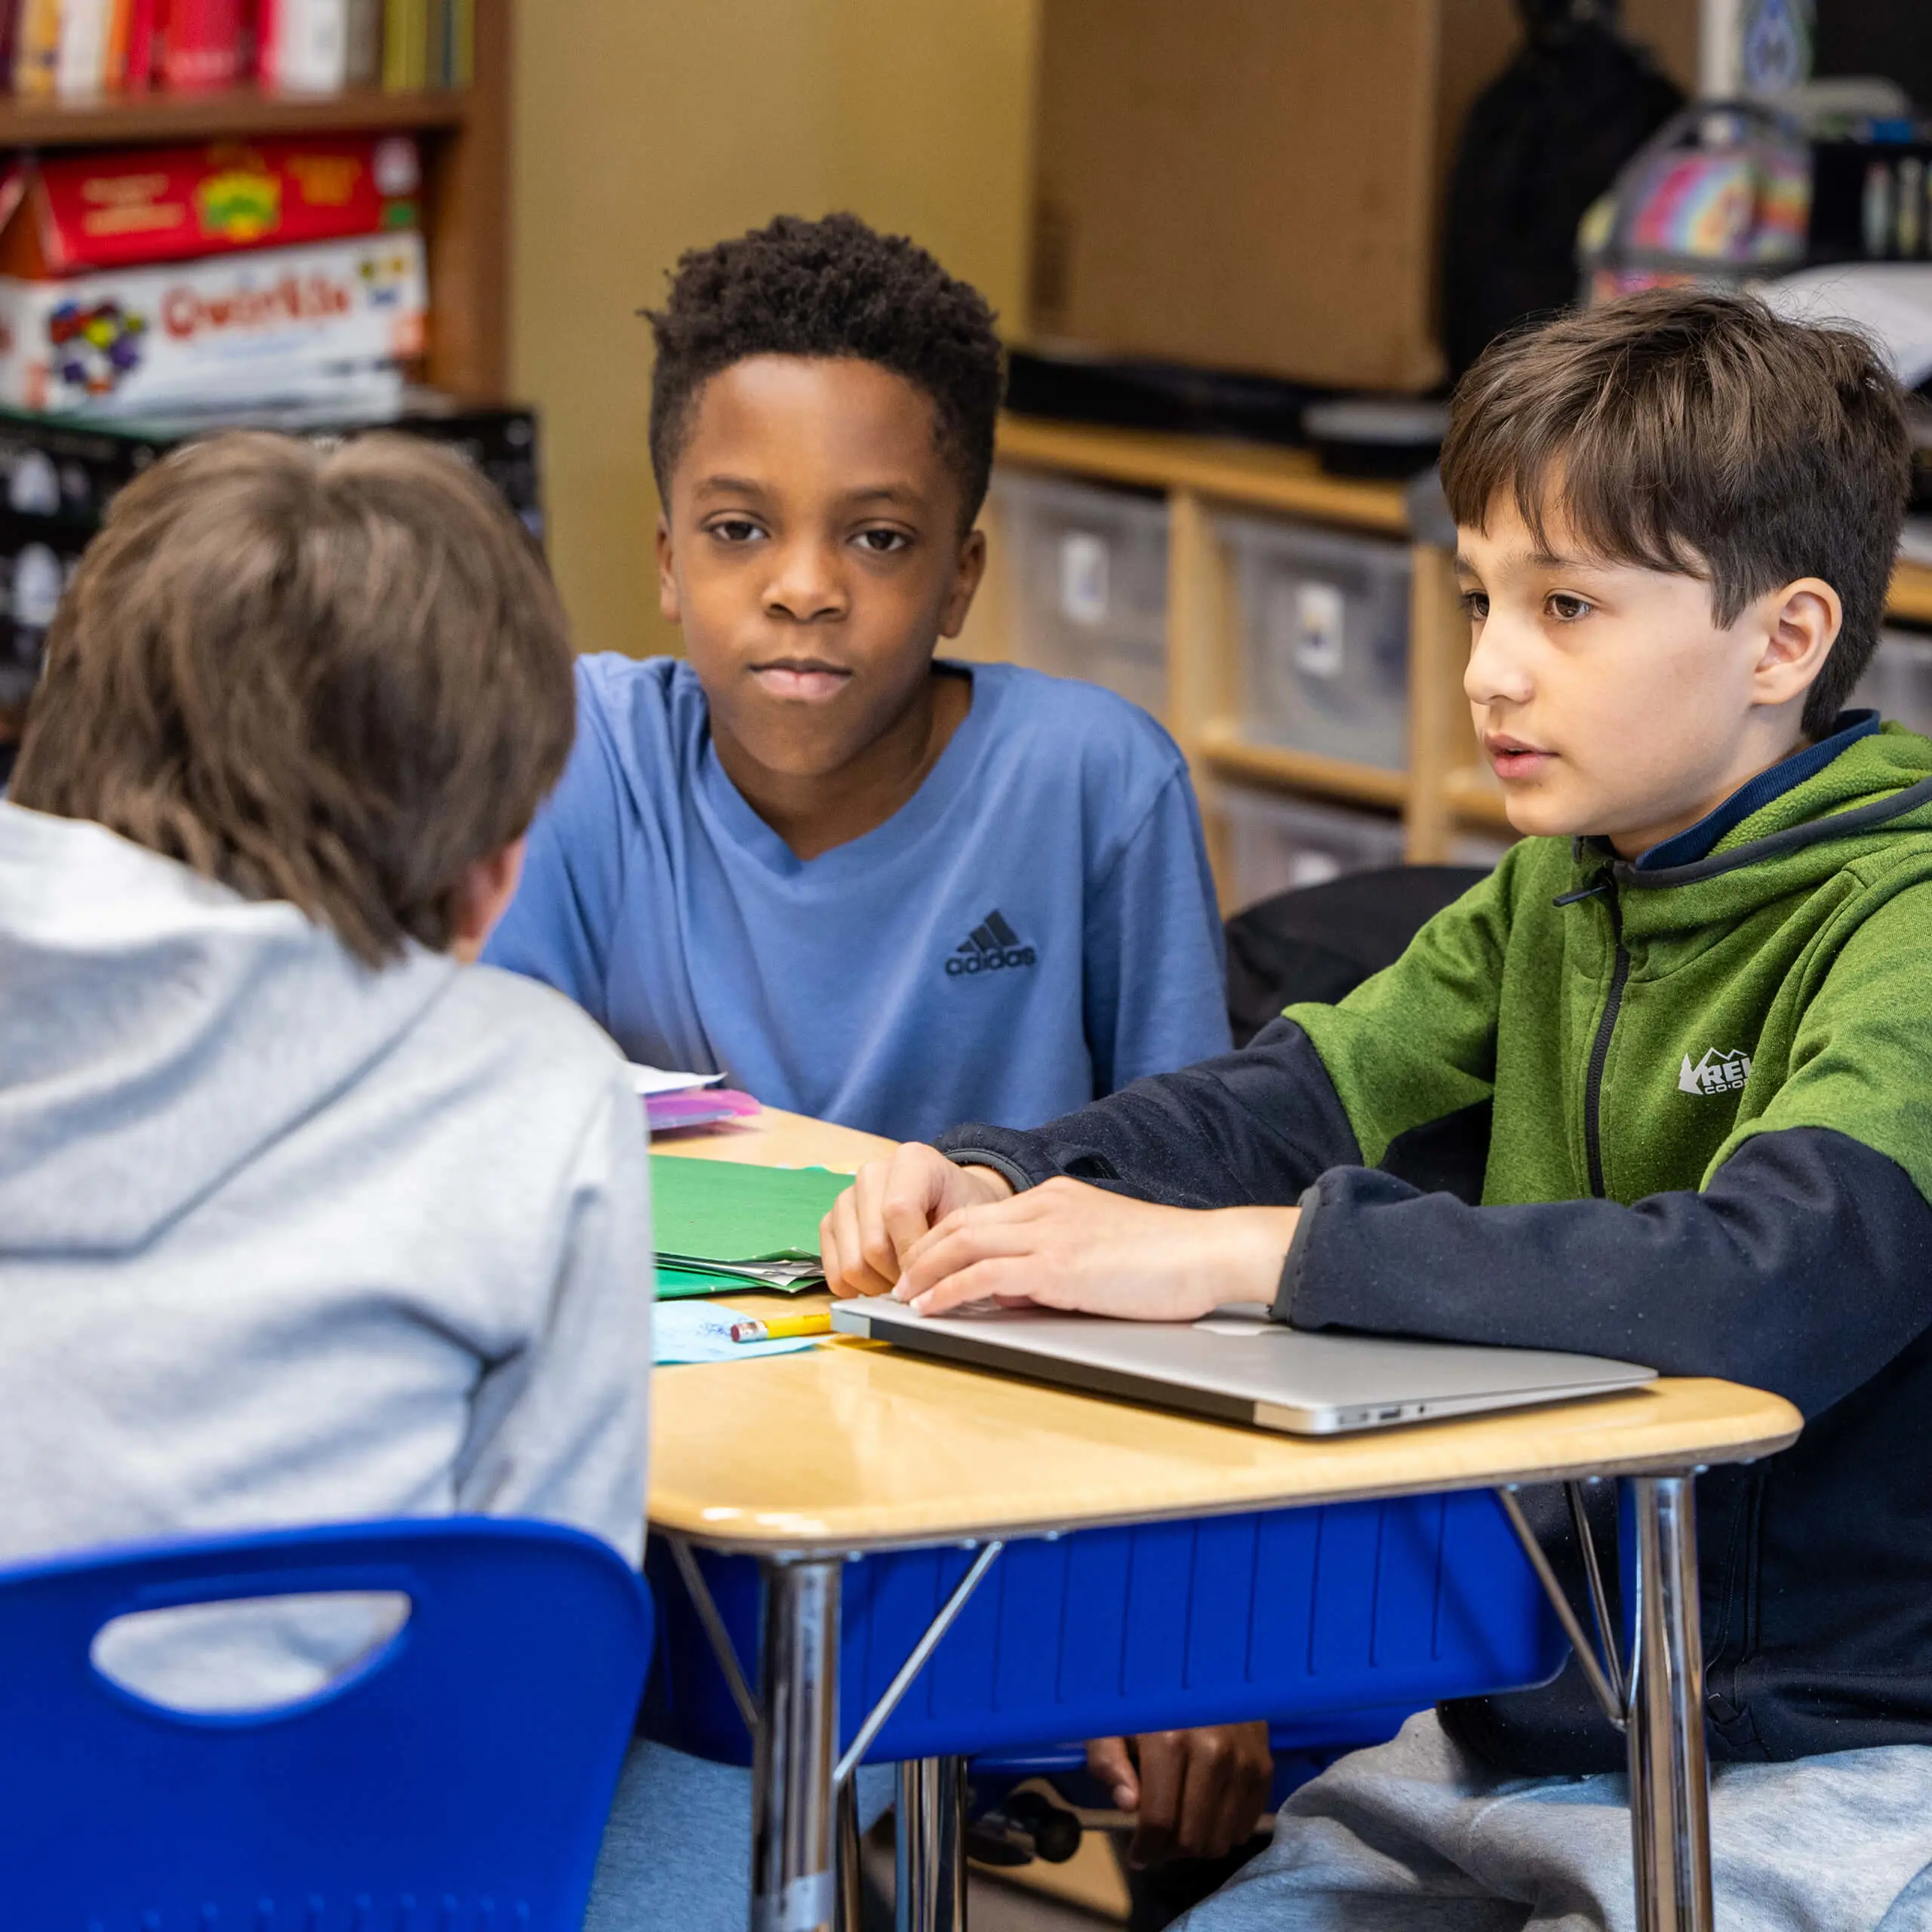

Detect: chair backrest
[1224,864,1490,1045]
[0,1515,654,1931]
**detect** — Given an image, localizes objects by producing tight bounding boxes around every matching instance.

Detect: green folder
[650,1155,852,1300]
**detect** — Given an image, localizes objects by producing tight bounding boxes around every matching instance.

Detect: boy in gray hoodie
[0,430,651,1707]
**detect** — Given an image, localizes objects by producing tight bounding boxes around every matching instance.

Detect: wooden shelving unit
[962,413,1932,903]
[1890,559,1932,628]
[0,85,470,144]
[0,0,512,398]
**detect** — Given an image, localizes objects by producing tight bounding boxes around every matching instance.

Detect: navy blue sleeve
[937,1017,1361,1208]
[1081,767,1232,1093]
[481,672,628,1028]
[1284,1127,1932,1419]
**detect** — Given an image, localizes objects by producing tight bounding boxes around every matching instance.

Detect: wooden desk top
[647,1109,1802,1555]
[653,1105,893,1174]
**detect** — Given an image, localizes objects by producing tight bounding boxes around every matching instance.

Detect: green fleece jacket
[1296,724,1932,1214]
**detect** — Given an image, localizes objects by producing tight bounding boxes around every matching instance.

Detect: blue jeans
[585,1737,897,1931]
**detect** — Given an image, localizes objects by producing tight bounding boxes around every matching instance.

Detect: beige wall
[510,1,1039,660]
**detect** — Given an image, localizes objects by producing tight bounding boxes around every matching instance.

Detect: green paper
[649,1156,851,1299]
[655,1264,770,1300]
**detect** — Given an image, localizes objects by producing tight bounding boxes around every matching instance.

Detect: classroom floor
[859,1814,1128,1932]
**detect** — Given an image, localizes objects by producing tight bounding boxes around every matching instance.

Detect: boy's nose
[1463,614,1535,711]
[763,540,848,624]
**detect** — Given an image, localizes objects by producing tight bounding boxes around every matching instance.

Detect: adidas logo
[946,909,1038,977]
[1679,1047,1752,1097]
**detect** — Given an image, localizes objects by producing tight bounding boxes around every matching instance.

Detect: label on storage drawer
[1059,531,1109,626]
[1291,580,1346,677]
[1289,851,1345,888]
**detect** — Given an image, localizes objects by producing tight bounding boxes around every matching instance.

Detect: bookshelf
[0,1,512,398]
[963,414,1932,902]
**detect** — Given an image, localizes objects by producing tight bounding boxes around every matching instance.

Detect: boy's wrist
[946,1149,1026,1200]
[1191,1206,1303,1319]
[959,1163,1017,1204]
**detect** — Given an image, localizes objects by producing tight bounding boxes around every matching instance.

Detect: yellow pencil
[729,1311,833,1344]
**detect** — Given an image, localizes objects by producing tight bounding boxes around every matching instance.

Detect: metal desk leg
[837,1778,864,1932]
[1624,1475,1713,1932]
[752,1558,842,1932]
[896,1755,968,1932]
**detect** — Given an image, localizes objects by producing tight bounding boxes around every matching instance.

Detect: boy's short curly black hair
[645,213,1004,529]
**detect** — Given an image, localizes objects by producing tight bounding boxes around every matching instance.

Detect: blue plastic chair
[0,1515,654,1930]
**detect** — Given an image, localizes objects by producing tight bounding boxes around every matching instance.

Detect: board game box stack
[0,127,464,762]
[5,1,473,101]
[0,133,429,415]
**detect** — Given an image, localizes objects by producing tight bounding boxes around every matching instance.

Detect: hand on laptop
[820,1143,1300,1320]
[820,1142,1016,1297]
[1087,1723,1275,1865]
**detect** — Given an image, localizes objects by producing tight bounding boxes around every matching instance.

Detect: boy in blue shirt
[489,217,1251,1925]
[485,213,1229,1145]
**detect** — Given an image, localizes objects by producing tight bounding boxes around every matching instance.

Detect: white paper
[1755,265,1932,390]
[628,1064,728,1098]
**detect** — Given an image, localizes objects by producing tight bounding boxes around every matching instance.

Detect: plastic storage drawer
[991,467,1169,718]
[1221,512,1412,769]
[1220,786,1407,911]
[641,1491,1566,1767]
[1856,630,1932,735]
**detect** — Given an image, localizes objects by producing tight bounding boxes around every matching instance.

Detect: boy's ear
[1752,577,1842,709]
[656,514,681,624]
[937,526,988,641]
[448,836,528,964]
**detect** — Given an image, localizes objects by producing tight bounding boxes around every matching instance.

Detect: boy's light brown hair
[1440,286,1912,737]
[11,430,574,964]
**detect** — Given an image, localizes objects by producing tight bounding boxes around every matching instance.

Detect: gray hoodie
[0,801,651,1702]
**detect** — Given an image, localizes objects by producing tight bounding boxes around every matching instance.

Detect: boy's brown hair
[11,431,574,964]
[1441,287,1912,737]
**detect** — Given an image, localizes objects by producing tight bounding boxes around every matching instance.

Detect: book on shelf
[379,0,423,90]
[54,0,108,97]
[344,0,379,86]
[3,0,469,98]
[158,0,246,92]
[260,0,348,95]
[14,0,60,99]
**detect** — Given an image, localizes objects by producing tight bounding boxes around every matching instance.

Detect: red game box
[0,132,421,280]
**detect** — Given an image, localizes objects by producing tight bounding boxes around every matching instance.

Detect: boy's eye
[1547,592,1594,621]
[708,518,764,544]
[854,527,912,555]
[1460,589,1490,620]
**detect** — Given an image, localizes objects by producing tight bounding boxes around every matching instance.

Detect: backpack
[1442,0,1683,377]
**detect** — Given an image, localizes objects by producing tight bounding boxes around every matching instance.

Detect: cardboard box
[0,230,426,414]
[0,134,422,278]
[1026,0,1524,392]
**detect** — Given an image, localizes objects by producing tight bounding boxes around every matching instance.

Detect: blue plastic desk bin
[0,1517,654,1932]
[644,1488,1564,1765]
[971,1701,1418,1817]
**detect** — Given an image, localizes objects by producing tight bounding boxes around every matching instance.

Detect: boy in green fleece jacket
[821,288,1932,1929]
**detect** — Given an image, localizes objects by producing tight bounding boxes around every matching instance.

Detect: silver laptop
[829,1299,1654,1435]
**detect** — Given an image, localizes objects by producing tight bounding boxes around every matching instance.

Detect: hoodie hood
[1569,724,1932,946]
[0,802,456,1254]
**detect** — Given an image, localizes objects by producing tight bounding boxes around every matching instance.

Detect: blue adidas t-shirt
[484,655,1230,1143]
